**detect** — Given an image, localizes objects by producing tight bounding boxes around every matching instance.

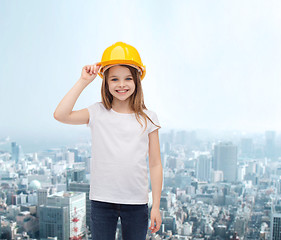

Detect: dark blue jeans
[90,200,148,240]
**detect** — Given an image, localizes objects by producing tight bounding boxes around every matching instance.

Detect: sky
[0,0,281,151]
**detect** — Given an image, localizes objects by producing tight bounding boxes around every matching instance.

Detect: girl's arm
[148,129,163,208]
[148,129,163,233]
[53,63,101,125]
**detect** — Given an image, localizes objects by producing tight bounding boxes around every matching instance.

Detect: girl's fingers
[94,63,99,72]
[94,65,99,74]
[150,219,156,230]
[83,63,101,75]
[149,217,161,233]
[157,218,161,226]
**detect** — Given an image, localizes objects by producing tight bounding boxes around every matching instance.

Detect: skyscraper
[66,168,86,191]
[39,205,69,240]
[213,142,237,182]
[196,153,211,182]
[68,182,91,228]
[39,191,86,240]
[37,189,49,206]
[270,203,281,240]
[11,142,20,163]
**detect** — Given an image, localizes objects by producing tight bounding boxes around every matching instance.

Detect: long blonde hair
[101,64,160,134]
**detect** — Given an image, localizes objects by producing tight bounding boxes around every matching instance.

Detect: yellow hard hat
[98,41,146,80]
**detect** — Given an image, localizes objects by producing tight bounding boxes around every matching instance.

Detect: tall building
[213,142,237,182]
[37,189,49,206]
[11,142,20,163]
[270,203,281,240]
[196,153,211,182]
[39,205,69,240]
[39,191,86,240]
[66,168,86,190]
[68,148,79,162]
[68,182,91,227]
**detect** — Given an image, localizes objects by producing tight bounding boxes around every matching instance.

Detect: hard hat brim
[97,60,146,80]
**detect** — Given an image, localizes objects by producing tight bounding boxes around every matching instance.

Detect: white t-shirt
[86,102,161,204]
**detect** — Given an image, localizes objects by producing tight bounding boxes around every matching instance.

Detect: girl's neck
[112,100,134,114]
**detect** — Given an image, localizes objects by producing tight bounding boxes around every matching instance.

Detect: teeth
[117,90,128,92]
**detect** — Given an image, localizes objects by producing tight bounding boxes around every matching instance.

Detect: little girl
[54,41,163,240]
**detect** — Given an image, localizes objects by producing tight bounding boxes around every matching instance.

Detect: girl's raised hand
[80,63,102,84]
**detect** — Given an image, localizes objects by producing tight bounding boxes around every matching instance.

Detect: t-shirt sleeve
[86,102,100,128]
[148,111,161,134]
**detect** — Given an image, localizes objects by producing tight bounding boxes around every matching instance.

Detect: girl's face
[107,65,136,102]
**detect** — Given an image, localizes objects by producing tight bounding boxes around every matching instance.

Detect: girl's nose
[118,80,126,87]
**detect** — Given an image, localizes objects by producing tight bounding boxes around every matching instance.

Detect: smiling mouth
[116,90,129,93]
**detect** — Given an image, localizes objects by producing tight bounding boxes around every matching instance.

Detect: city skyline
[1,127,281,238]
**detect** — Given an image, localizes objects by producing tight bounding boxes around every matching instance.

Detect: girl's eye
[111,78,132,81]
